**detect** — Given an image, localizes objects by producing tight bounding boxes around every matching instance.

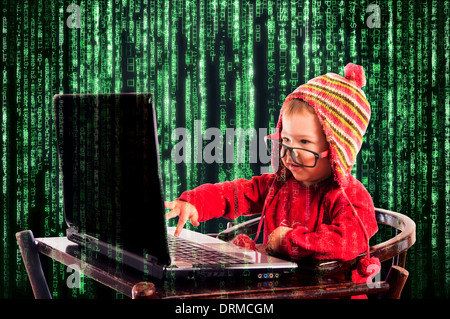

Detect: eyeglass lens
[266,139,318,168]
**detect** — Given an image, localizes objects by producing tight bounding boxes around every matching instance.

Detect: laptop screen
[54,93,170,266]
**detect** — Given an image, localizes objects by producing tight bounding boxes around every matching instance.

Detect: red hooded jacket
[177,169,377,263]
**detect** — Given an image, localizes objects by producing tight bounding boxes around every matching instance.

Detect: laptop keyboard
[167,235,250,266]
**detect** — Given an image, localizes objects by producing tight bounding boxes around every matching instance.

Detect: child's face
[281,109,332,187]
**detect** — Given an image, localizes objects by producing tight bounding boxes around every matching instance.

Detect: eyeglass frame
[264,136,329,168]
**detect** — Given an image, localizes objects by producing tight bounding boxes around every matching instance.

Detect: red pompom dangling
[356,256,381,277]
[344,63,366,88]
[232,234,256,251]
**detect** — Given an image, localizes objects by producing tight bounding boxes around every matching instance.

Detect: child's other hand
[267,226,292,254]
[165,200,199,237]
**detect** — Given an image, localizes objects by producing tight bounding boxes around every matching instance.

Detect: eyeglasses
[264,136,329,168]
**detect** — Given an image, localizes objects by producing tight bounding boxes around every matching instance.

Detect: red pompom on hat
[232,234,256,251]
[340,187,381,279]
[357,256,381,277]
[344,63,366,88]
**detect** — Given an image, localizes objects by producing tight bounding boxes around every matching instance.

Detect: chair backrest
[371,208,416,262]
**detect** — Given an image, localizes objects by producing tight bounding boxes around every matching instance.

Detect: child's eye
[300,139,310,144]
[282,137,290,143]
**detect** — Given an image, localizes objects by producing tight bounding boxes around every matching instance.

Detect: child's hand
[267,226,292,254]
[165,200,199,237]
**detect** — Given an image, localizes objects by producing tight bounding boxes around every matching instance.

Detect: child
[165,63,379,286]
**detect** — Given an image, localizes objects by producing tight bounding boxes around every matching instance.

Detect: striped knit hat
[275,63,371,188]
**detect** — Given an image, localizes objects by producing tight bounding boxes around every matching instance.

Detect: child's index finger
[175,213,188,237]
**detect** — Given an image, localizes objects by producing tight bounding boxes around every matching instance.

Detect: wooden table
[34,236,389,299]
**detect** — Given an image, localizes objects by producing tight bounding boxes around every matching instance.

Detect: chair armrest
[378,265,409,299]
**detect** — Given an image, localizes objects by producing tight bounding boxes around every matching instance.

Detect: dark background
[1,0,449,299]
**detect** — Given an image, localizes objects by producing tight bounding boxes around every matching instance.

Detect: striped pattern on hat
[280,63,371,187]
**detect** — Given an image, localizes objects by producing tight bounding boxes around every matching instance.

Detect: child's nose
[284,150,294,163]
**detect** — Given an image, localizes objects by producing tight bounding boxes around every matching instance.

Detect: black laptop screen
[54,93,170,266]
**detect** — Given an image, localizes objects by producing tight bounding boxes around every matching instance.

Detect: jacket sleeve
[177,174,275,222]
[278,184,378,261]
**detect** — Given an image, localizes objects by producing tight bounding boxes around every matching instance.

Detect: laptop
[54,92,298,280]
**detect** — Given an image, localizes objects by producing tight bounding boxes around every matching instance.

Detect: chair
[216,208,416,299]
